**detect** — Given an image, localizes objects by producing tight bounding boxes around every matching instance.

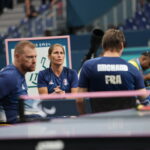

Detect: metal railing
[8,0,67,38]
[0,0,67,53]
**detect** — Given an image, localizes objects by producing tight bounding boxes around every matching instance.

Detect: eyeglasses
[142,51,150,57]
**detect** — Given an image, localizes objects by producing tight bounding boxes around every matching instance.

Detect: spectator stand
[0,0,67,53]
[119,1,150,31]
[16,0,67,37]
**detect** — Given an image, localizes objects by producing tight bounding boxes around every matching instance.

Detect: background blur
[0,0,150,71]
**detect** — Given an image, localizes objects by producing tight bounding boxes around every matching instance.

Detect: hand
[53,86,65,94]
[140,95,150,106]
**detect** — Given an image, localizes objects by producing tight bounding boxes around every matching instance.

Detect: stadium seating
[120,2,150,31]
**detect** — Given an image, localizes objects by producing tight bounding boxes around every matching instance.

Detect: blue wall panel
[1,30,150,71]
[71,30,150,71]
[124,30,150,47]
[67,0,121,27]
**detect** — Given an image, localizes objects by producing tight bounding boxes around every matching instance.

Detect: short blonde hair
[14,40,36,54]
[102,29,125,52]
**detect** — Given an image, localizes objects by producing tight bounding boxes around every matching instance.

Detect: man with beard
[129,51,150,89]
[0,40,37,123]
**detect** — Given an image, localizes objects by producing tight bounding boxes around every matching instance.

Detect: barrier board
[5,36,71,95]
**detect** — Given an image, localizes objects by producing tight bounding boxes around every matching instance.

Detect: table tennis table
[0,108,150,150]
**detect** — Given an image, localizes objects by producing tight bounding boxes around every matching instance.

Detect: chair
[125,18,135,30]
[135,10,145,20]
[136,17,149,30]
[7,26,17,34]
[38,4,49,13]
[144,3,150,13]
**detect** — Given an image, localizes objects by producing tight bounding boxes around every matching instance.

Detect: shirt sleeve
[131,66,145,89]
[78,62,89,88]
[128,60,140,70]
[70,69,78,88]
[135,71,145,89]
[37,71,48,88]
[0,72,17,99]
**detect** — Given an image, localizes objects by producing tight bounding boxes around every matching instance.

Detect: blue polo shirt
[0,65,27,123]
[79,57,145,91]
[38,67,78,93]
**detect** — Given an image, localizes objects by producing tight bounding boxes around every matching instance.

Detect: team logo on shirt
[63,79,68,86]
[49,80,54,85]
[105,75,122,84]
